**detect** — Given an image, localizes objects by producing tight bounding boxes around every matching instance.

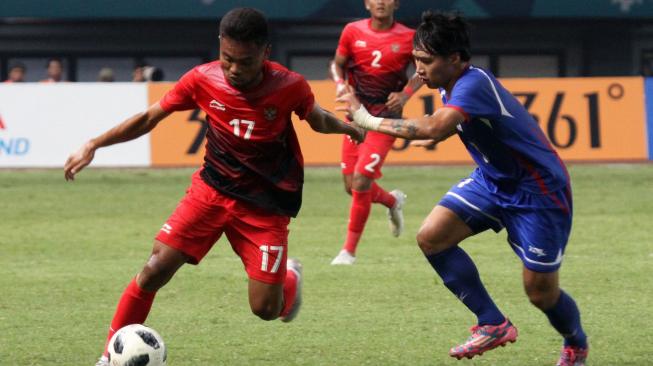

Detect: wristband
[352,105,382,131]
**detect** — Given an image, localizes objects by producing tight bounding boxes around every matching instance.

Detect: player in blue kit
[337,11,588,366]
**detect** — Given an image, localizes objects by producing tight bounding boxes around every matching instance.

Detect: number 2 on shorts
[364,153,381,173]
[260,245,284,273]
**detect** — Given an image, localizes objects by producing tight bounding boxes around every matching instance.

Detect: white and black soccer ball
[108,324,167,366]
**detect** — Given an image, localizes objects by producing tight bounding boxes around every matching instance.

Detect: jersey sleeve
[335,24,353,58]
[292,77,316,120]
[159,69,197,112]
[446,74,502,121]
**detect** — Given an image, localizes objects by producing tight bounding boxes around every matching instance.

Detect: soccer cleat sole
[451,338,516,360]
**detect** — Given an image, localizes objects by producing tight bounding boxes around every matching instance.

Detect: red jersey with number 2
[336,19,414,113]
[159,60,315,217]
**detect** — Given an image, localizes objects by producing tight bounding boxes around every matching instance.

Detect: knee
[250,302,281,321]
[524,284,559,310]
[416,226,450,255]
[138,257,174,292]
[351,174,372,191]
[416,230,434,253]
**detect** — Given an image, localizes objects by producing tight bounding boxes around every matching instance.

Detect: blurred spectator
[132,61,146,82]
[143,66,164,81]
[4,63,26,83]
[98,67,115,82]
[41,58,65,82]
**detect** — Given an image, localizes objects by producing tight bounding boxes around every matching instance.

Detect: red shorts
[341,130,396,179]
[155,170,290,284]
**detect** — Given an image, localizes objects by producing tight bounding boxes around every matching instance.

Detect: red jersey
[160,60,315,217]
[336,19,415,117]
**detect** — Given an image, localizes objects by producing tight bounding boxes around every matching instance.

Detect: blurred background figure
[4,63,26,83]
[132,61,147,82]
[142,65,164,81]
[98,67,115,82]
[41,58,65,82]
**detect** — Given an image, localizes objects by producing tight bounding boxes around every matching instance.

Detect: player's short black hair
[46,57,63,67]
[9,62,26,71]
[414,10,471,61]
[219,7,269,47]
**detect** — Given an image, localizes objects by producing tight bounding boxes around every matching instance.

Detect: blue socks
[543,290,588,348]
[426,246,505,326]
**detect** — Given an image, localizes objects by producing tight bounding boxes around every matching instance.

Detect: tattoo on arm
[391,119,403,133]
[406,121,417,138]
[390,119,418,138]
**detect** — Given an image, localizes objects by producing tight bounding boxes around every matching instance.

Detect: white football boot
[388,189,407,237]
[94,355,109,366]
[330,249,356,265]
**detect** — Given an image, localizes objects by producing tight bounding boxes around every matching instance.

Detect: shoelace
[559,348,575,365]
[465,325,487,342]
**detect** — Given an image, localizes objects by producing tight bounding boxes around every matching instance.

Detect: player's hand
[335,85,362,120]
[410,139,437,148]
[64,141,96,181]
[385,91,409,115]
[347,125,366,144]
[335,81,348,98]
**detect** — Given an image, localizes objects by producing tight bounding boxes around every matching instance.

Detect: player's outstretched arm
[337,88,462,142]
[305,103,365,143]
[64,102,170,181]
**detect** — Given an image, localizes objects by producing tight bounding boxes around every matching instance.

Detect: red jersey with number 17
[159,60,315,217]
[336,19,414,115]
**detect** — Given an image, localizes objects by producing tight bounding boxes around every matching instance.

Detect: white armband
[352,105,383,131]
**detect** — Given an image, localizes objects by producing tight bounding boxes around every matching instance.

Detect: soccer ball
[108,324,167,366]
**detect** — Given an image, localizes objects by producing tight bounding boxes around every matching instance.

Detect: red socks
[371,183,396,208]
[103,278,156,356]
[343,189,372,255]
[280,269,298,317]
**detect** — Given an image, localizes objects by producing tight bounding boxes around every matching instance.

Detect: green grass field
[1,165,652,366]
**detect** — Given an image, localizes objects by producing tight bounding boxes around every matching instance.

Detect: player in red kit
[330,0,423,265]
[63,8,364,366]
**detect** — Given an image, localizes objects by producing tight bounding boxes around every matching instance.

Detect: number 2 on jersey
[260,245,284,273]
[228,119,255,139]
[371,50,382,68]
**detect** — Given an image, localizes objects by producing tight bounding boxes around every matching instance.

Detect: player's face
[220,36,270,90]
[365,0,398,19]
[412,49,458,89]
[9,68,25,82]
[47,61,63,80]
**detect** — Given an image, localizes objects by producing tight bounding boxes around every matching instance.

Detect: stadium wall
[0,77,649,168]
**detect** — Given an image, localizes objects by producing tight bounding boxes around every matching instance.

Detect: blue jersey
[441,66,569,198]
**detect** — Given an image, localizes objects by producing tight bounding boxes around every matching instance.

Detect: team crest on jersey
[391,43,400,52]
[263,106,278,121]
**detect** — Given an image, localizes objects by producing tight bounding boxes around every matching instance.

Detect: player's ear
[264,44,271,60]
[364,0,370,10]
[449,52,461,65]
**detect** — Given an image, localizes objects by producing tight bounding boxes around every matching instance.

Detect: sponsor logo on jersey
[391,43,400,52]
[528,245,547,257]
[209,99,225,111]
[160,223,172,234]
[263,106,278,121]
[355,40,367,48]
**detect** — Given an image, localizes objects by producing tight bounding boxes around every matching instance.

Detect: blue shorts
[438,170,573,273]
